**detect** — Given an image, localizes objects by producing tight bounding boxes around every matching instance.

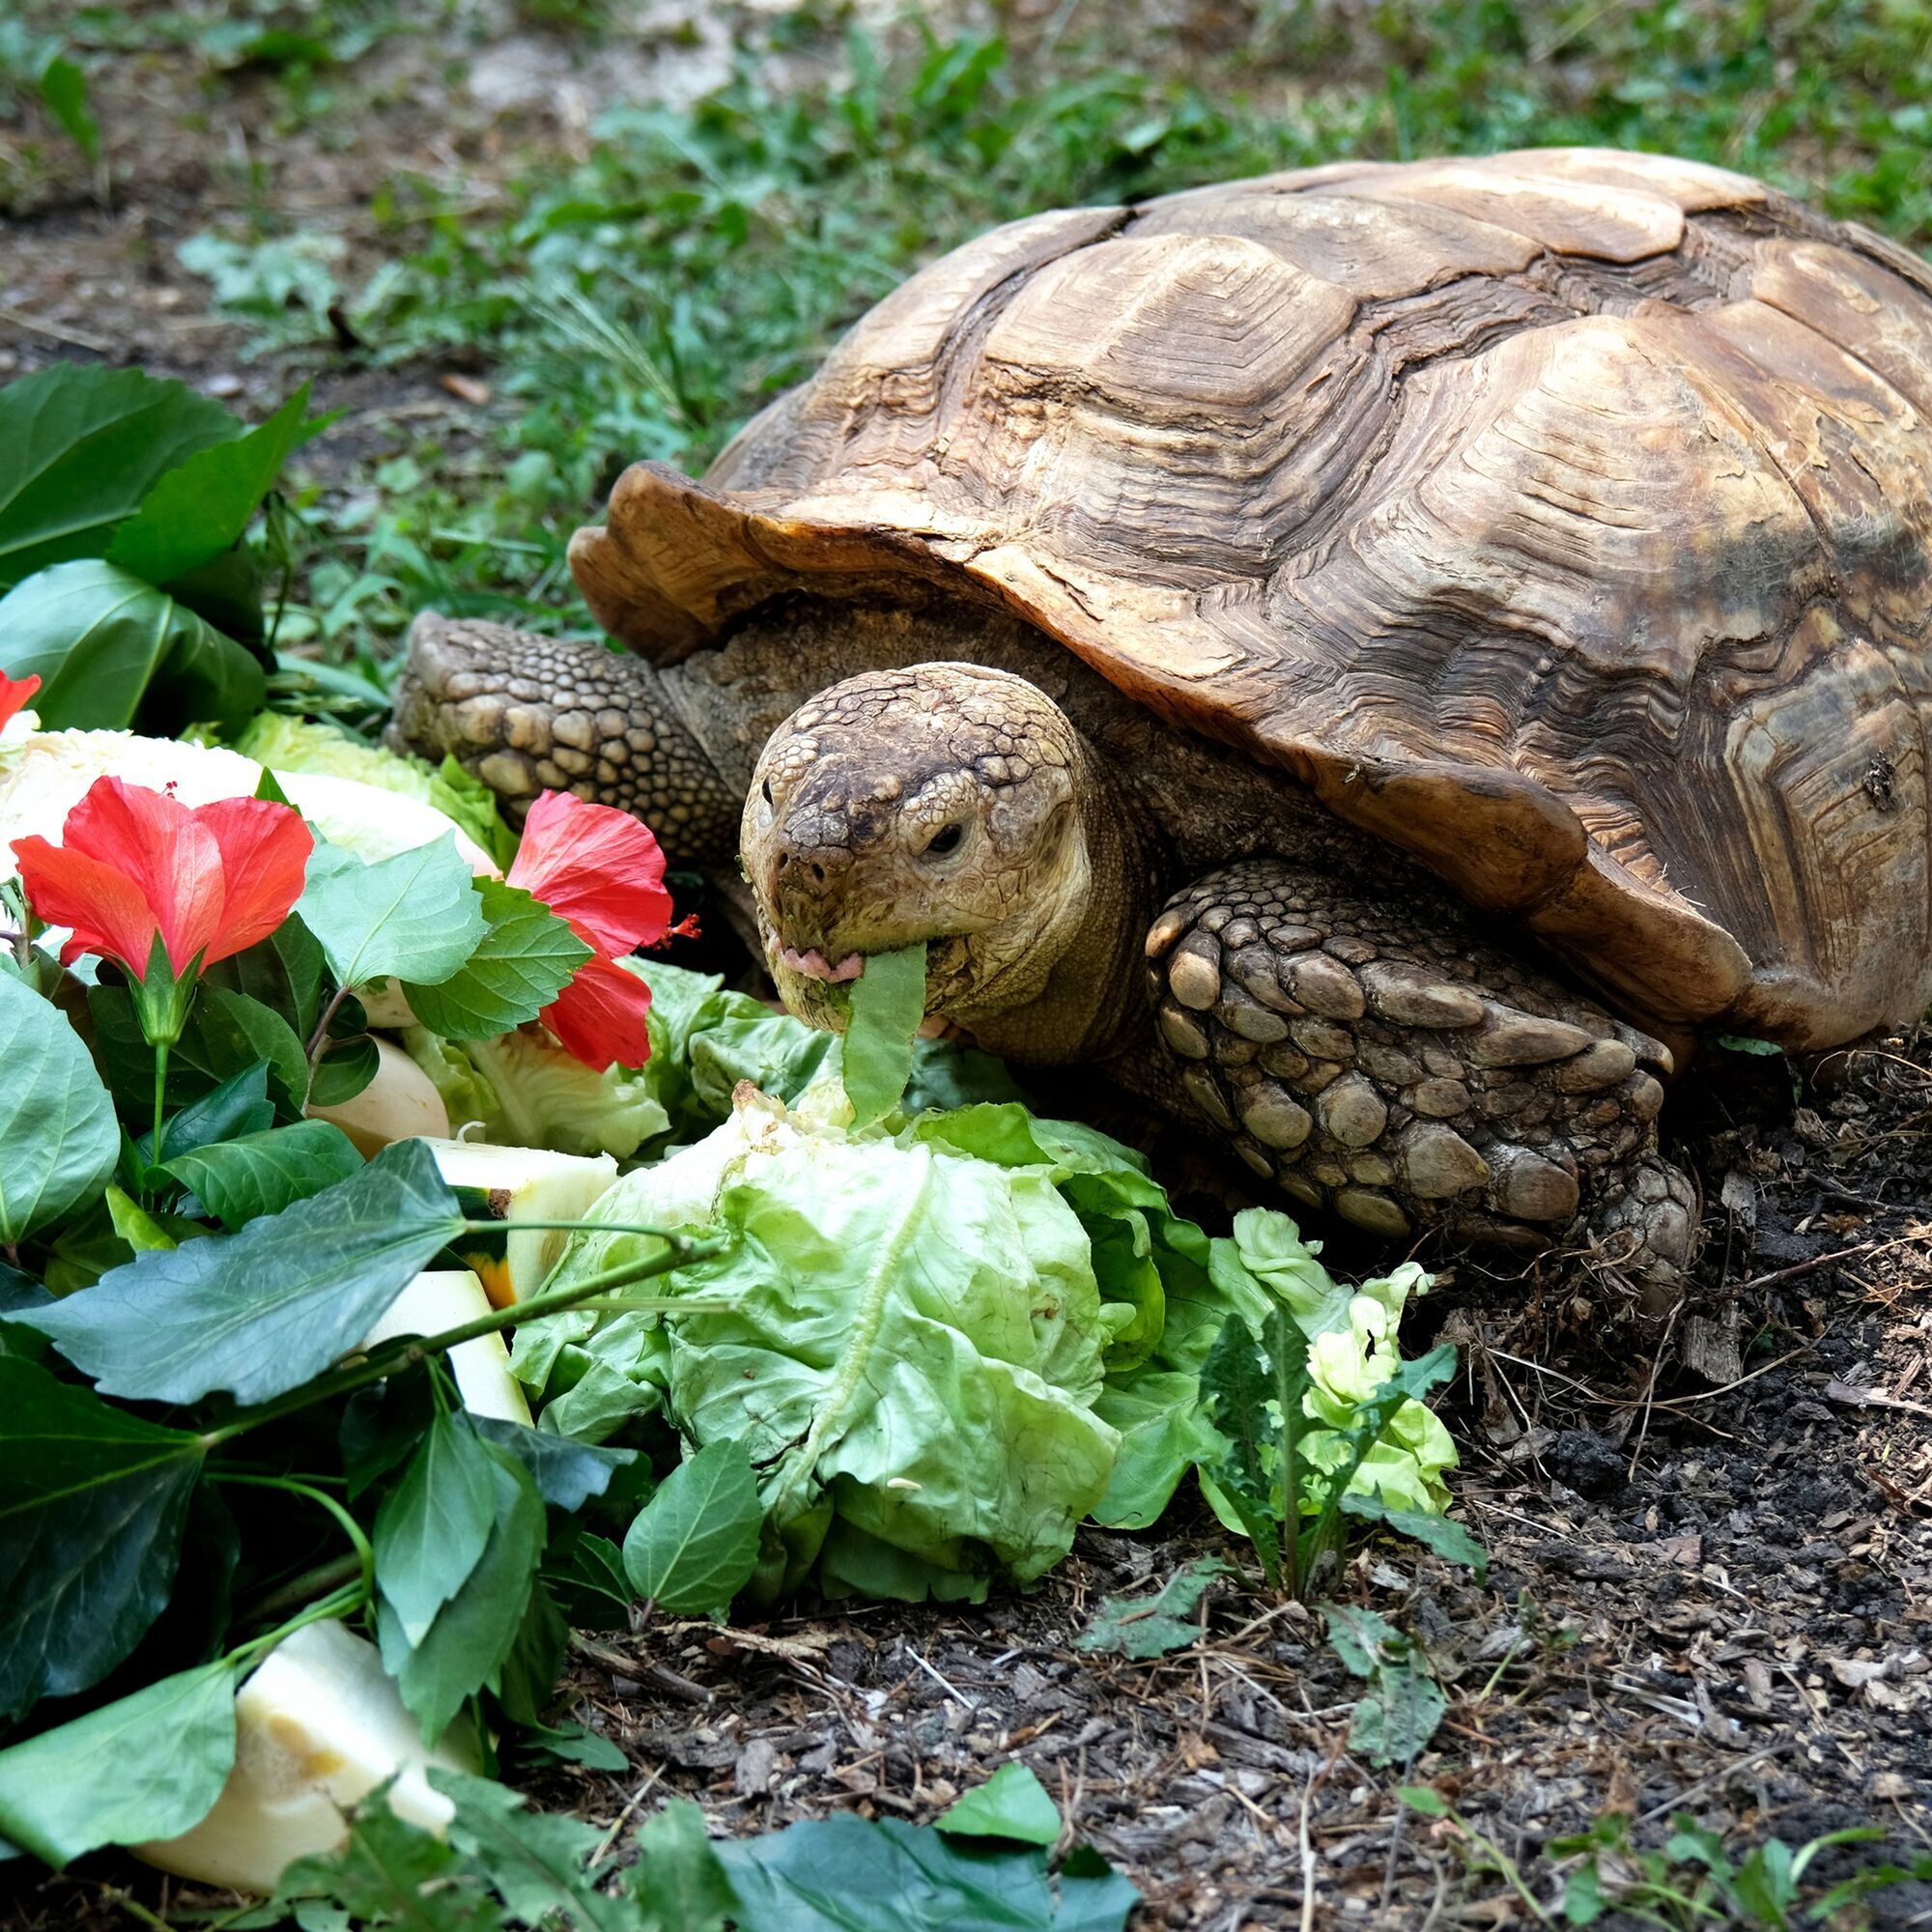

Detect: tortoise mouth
[779,946,865,984]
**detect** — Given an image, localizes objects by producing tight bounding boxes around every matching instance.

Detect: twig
[0,304,116,354]
[1635,1742,1789,1825]
[1626,1295,1686,1478]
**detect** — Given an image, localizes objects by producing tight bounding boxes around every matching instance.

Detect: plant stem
[200,1233,723,1451]
[244,1552,364,1629]
[152,1040,169,1158]
[213,1472,376,1606]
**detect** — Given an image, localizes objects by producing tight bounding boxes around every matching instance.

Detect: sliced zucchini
[424,1137,617,1306]
[136,1619,479,1894]
[362,1269,532,1424]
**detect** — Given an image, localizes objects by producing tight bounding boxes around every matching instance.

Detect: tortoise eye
[923,821,966,858]
[760,777,774,806]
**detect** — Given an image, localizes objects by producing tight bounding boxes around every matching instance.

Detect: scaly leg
[1143,860,1699,1288]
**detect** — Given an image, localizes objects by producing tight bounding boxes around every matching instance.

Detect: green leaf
[621,1438,763,1617]
[0,364,237,590]
[0,1357,207,1721]
[1396,1786,1451,1818]
[38,56,101,164]
[1075,1557,1229,1661]
[378,1445,546,1744]
[0,972,119,1246]
[435,1769,642,1932]
[207,916,326,1039]
[298,838,487,992]
[308,1034,380,1109]
[150,1059,276,1161]
[937,1764,1061,1847]
[277,1794,507,1930]
[840,943,927,1129]
[469,1416,636,1512]
[163,1119,363,1230]
[1322,1602,1401,1679]
[0,1659,236,1868]
[191,988,312,1119]
[106,384,318,587]
[0,559,264,732]
[715,1813,1134,1932]
[633,1799,741,1932]
[105,1183,177,1252]
[15,1139,464,1405]
[1348,1658,1447,1769]
[402,880,590,1041]
[375,1413,500,1647]
[1337,1492,1488,1579]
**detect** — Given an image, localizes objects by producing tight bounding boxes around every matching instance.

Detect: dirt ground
[4,8,1931,1928]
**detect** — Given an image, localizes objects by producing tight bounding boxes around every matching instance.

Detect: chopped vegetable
[425,1137,617,1306]
[361,1270,532,1424]
[306,1037,452,1156]
[134,1619,479,1894]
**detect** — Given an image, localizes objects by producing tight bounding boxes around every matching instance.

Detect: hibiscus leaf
[161,1119,363,1230]
[143,1059,275,1164]
[434,1768,641,1931]
[14,1139,465,1405]
[468,1416,637,1512]
[0,1357,207,1722]
[0,559,265,733]
[376,1444,546,1744]
[403,880,590,1041]
[0,1659,237,1868]
[0,971,120,1246]
[840,943,927,1129]
[298,837,487,993]
[374,1413,500,1647]
[277,1794,505,1929]
[106,384,321,588]
[936,1764,1062,1847]
[632,1798,740,1931]
[621,1438,763,1618]
[0,364,238,590]
[715,1812,1137,1932]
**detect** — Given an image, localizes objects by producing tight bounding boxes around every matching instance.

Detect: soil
[3,9,1930,1928]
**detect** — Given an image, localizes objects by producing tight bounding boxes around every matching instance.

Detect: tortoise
[395,146,1932,1291]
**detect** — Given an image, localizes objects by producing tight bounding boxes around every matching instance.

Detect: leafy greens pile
[517,960,1461,1607]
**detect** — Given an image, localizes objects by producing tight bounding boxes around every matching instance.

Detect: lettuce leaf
[402,1027,668,1161]
[530,1094,1119,1598]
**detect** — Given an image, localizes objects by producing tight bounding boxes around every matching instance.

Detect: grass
[101,0,1927,670]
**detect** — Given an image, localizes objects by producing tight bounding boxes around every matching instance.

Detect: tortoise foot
[1143,860,1698,1284]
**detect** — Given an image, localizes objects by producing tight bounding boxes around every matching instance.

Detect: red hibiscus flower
[0,672,41,732]
[506,790,678,1071]
[13,777,314,1043]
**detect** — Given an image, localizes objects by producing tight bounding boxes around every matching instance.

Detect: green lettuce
[403,1026,669,1161]
[232,712,519,868]
[526,1094,1122,1601]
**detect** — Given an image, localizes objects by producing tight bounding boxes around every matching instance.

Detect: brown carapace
[400,148,1932,1289]
[572,146,1932,1053]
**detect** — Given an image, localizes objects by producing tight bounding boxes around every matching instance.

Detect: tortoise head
[741,664,1094,1035]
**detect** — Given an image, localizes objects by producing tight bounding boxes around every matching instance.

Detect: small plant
[1196,1295,1479,1599]
[1324,1604,1448,1768]
[1551,1809,1932,1929]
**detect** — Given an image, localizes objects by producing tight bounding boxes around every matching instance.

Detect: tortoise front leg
[392,612,743,863]
[1142,861,1700,1294]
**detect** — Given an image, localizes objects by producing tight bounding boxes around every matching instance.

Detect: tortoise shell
[570,147,1932,1053]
